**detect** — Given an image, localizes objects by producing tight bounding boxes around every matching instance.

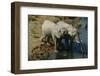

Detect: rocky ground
[29,42,54,60]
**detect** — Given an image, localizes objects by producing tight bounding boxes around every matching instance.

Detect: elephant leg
[52,34,58,53]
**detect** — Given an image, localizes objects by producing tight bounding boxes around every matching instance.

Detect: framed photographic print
[11,2,98,74]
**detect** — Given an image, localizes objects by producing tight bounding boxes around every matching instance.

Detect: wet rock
[30,42,54,60]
